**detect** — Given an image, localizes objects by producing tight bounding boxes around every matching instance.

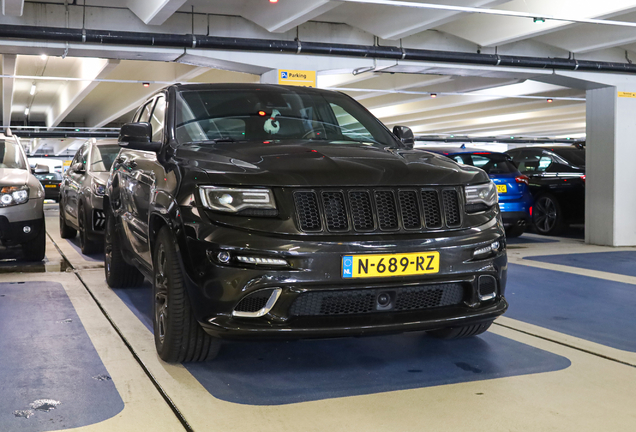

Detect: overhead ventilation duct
[0,24,635,74]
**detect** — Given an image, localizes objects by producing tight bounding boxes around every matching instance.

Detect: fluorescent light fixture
[30,84,36,95]
[24,107,29,115]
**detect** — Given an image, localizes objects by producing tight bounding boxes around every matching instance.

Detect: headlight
[0,185,29,207]
[465,182,498,211]
[199,186,277,215]
[92,180,106,196]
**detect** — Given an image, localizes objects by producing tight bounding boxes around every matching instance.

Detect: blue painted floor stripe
[114,285,570,406]
[0,281,124,432]
[66,238,104,262]
[507,263,636,352]
[526,251,636,278]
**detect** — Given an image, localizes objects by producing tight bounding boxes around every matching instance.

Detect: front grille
[289,283,466,316]
[294,187,462,234]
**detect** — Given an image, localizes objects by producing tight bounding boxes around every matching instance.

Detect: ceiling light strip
[328,87,585,101]
[341,0,636,29]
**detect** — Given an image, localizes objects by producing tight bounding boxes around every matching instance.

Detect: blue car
[426,147,533,237]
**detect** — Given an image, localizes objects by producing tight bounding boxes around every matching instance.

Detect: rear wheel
[426,320,493,339]
[78,204,100,254]
[59,200,77,239]
[104,207,144,288]
[23,220,46,262]
[533,193,565,236]
[153,226,220,363]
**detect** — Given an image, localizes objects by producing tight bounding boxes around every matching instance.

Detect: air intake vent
[349,191,375,231]
[374,190,399,231]
[421,190,442,229]
[398,190,421,230]
[442,189,461,227]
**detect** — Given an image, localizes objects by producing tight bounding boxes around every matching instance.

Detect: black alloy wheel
[104,206,144,288]
[533,194,564,236]
[153,226,220,363]
[59,199,77,239]
[78,205,99,254]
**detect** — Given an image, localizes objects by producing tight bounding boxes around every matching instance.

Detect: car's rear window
[550,147,585,167]
[451,153,517,174]
[35,173,62,181]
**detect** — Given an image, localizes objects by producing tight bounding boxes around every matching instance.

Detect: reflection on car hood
[176,141,489,187]
[0,168,28,186]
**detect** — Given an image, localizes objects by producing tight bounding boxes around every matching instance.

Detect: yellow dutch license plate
[45,184,57,188]
[342,252,440,279]
[496,184,507,193]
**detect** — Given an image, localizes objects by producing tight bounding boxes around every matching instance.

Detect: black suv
[505,145,585,235]
[105,84,508,362]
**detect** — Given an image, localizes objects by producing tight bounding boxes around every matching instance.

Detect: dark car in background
[35,171,62,202]
[59,140,120,254]
[427,147,533,237]
[505,145,585,236]
[105,83,508,363]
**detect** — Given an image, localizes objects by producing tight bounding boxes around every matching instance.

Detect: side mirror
[34,164,49,175]
[393,125,414,149]
[119,122,162,152]
[71,163,85,174]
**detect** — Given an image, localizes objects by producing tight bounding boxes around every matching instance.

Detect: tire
[104,207,144,288]
[153,226,220,363]
[505,224,526,238]
[23,220,46,262]
[426,320,493,339]
[78,204,100,254]
[532,193,565,236]
[59,200,77,239]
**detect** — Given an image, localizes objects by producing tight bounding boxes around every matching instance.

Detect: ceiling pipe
[0,24,635,74]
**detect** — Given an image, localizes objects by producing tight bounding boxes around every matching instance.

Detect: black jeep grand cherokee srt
[106,84,508,362]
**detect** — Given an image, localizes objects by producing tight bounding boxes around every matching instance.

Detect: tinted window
[138,99,154,123]
[175,88,396,148]
[0,141,26,170]
[550,147,585,167]
[90,145,120,172]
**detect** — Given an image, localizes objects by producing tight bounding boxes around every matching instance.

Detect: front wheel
[153,226,220,363]
[532,193,565,236]
[104,207,144,288]
[426,320,493,339]
[78,205,100,254]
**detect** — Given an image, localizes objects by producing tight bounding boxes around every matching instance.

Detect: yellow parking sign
[278,70,316,87]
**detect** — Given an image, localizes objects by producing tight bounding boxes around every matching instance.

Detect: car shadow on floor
[114,284,571,406]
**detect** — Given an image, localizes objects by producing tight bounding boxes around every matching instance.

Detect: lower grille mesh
[234,290,274,313]
[289,283,465,316]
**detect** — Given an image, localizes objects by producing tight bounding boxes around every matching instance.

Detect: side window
[515,150,543,173]
[537,154,553,172]
[138,99,155,123]
[150,96,166,142]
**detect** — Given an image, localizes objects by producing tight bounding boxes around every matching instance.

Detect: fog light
[23,226,31,234]
[237,256,288,266]
[217,251,231,263]
[473,241,501,258]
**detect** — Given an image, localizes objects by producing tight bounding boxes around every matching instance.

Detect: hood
[0,168,28,186]
[176,141,489,187]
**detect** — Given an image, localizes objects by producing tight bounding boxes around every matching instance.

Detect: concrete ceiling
[5,0,635,153]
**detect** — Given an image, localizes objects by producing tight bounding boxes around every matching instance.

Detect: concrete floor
[2,203,636,431]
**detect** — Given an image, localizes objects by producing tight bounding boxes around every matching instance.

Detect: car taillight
[580,175,586,182]
[529,206,532,216]
[515,175,529,185]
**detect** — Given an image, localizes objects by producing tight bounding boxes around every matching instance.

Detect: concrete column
[586,84,636,246]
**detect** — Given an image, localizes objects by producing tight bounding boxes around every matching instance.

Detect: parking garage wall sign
[618,91,636,98]
[278,70,316,87]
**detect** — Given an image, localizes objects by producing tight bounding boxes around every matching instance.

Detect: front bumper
[179,209,508,339]
[0,216,44,245]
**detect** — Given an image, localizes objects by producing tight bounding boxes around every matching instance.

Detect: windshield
[451,153,517,175]
[175,88,398,147]
[550,147,585,167]
[90,144,120,172]
[35,173,62,181]
[0,141,26,170]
